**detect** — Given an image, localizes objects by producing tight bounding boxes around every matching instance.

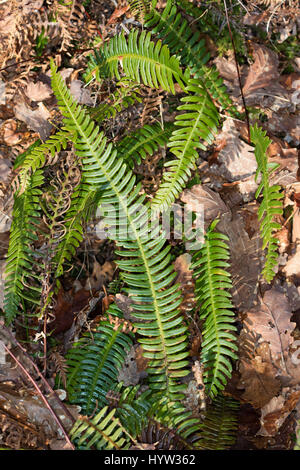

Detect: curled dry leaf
[107,5,130,25]
[2,120,26,146]
[180,184,229,228]
[242,44,289,108]
[70,80,94,106]
[84,260,115,291]
[25,81,53,102]
[258,389,300,437]
[14,101,52,140]
[117,346,141,386]
[243,287,295,367]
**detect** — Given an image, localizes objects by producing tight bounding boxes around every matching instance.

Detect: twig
[223,0,250,143]
[3,344,75,449]
[0,321,76,425]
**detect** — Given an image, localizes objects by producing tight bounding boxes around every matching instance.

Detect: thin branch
[3,344,75,449]
[223,0,250,143]
[0,321,76,425]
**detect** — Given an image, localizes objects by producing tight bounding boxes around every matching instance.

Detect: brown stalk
[0,321,76,425]
[3,344,75,449]
[223,0,250,143]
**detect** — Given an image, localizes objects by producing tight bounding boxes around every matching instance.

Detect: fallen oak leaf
[238,356,281,408]
[243,287,295,372]
[242,44,289,107]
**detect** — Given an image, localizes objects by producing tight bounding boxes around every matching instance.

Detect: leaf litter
[0,0,299,451]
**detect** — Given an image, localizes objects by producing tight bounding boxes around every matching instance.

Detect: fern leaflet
[251,124,283,283]
[70,406,129,450]
[66,321,134,414]
[151,78,219,213]
[4,170,44,324]
[191,219,238,398]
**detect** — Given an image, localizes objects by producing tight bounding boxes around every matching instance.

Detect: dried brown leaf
[243,287,295,365]
[258,389,300,436]
[14,101,52,140]
[212,118,257,183]
[238,356,281,408]
[70,80,94,106]
[25,81,53,102]
[180,184,230,228]
[242,44,288,106]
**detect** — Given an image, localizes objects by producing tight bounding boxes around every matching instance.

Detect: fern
[107,384,156,438]
[151,78,219,213]
[127,0,153,21]
[116,121,174,166]
[4,170,44,324]
[251,124,283,283]
[66,321,134,414]
[51,62,190,401]
[84,29,186,93]
[70,406,129,450]
[196,394,239,450]
[17,129,71,192]
[144,0,237,114]
[88,81,142,122]
[191,219,238,398]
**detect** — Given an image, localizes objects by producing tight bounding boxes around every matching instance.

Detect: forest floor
[0,0,299,451]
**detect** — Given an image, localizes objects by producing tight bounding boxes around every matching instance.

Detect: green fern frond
[251,124,283,283]
[127,0,153,21]
[51,62,189,401]
[17,130,71,192]
[4,170,44,324]
[70,406,129,450]
[191,219,238,398]
[66,321,134,414]
[151,78,219,213]
[152,398,203,446]
[144,0,237,114]
[196,394,239,450]
[88,82,142,122]
[84,29,186,93]
[117,121,174,166]
[145,0,210,70]
[107,384,156,438]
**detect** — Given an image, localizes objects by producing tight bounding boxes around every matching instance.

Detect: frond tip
[251,124,283,283]
[191,219,238,398]
[151,78,219,213]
